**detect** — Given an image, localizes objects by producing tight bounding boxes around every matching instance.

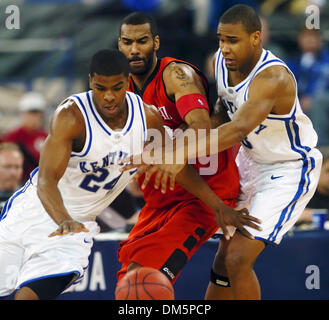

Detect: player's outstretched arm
[122,66,291,185]
[176,164,262,240]
[37,100,89,237]
[124,103,262,239]
[183,65,293,160]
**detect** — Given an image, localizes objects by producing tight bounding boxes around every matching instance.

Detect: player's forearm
[174,121,245,163]
[175,165,226,213]
[37,177,73,225]
[210,99,231,128]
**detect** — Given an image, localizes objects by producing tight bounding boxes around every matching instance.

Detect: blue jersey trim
[267,115,314,242]
[71,94,93,158]
[262,50,269,62]
[266,99,301,121]
[235,80,248,92]
[0,179,32,221]
[135,94,147,143]
[268,159,309,242]
[123,93,134,136]
[221,55,227,88]
[305,157,315,194]
[29,167,39,184]
[17,270,81,291]
[243,58,286,102]
[253,58,286,76]
[215,51,221,83]
[292,120,311,153]
[267,105,297,120]
[254,236,276,245]
[0,198,9,221]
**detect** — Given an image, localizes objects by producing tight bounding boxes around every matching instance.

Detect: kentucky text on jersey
[79,151,129,173]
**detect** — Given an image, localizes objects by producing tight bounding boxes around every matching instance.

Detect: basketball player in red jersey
[116,12,261,286]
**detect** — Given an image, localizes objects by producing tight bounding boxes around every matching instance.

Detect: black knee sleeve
[23,273,75,300]
[210,268,231,287]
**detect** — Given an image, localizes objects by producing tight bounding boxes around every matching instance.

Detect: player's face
[89,72,129,121]
[118,23,159,75]
[0,150,23,192]
[217,22,261,72]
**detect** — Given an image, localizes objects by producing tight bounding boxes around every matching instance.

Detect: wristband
[176,93,209,120]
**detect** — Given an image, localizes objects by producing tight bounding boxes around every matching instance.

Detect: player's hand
[147,163,186,193]
[214,205,262,240]
[49,219,89,237]
[120,147,186,192]
[119,150,156,172]
[121,160,186,192]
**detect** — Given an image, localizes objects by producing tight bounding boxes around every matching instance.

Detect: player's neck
[131,57,158,91]
[107,101,129,131]
[231,47,262,83]
[92,94,129,131]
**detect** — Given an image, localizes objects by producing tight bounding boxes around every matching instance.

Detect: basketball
[115,267,175,300]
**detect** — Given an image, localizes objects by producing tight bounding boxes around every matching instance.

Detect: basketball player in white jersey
[121,5,323,299]
[0,49,259,300]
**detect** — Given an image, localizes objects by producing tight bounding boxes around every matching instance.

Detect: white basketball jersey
[214,48,318,164]
[31,90,147,221]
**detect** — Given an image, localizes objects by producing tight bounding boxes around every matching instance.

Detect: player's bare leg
[204,238,233,300]
[14,287,39,300]
[225,232,265,300]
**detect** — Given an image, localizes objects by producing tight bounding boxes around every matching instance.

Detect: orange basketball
[115,267,175,300]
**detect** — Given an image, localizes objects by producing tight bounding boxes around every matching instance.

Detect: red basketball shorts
[117,198,236,284]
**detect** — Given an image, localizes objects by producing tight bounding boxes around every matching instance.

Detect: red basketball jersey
[128,57,239,208]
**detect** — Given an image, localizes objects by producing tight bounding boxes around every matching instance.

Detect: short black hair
[89,49,129,77]
[120,11,158,37]
[219,4,261,34]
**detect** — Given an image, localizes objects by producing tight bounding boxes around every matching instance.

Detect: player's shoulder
[143,102,160,117]
[54,98,82,120]
[142,102,163,129]
[163,59,196,79]
[253,64,291,85]
[51,98,84,134]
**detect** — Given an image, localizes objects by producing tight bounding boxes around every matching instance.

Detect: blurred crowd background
[0,0,328,232]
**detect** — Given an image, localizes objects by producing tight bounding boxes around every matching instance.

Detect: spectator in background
[298,146,329,224]
[288,28,329,113]
[207,0,258,33]
[260,16,287,60]
[123,0,162,12]
[2,92,48,183]
[287,28,329,146]
[0,142,24,211]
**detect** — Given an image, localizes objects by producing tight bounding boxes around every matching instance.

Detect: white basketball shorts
[215,147,322,245]
[0,182,99,297]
